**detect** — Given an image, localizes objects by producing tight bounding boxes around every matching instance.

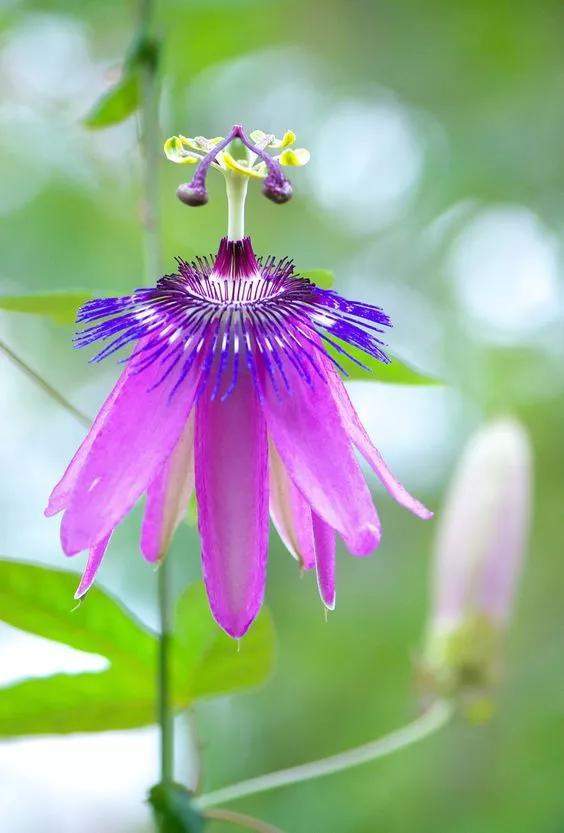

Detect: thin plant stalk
[0,338,91,429]
[136,0,172,787]
[138,0,162,282]
[205,808,287,833]
[197,699,453,809]
[157,554,174,783]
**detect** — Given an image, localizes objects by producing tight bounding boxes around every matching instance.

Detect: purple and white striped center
[75,237,391,400]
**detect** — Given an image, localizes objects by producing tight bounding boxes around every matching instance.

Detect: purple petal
[140,413,195,563]
[195,369,269,638]
[262,360,380,556]
[60,347,202,555]
[74,534,112,599]
[312,512,336,610]
[324,358,433,520]
[45,372,130,517]
[269,441,315,570]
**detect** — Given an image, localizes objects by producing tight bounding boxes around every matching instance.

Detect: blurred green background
[0,0,563,831]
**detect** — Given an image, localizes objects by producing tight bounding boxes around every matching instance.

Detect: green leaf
[0,672,155,736]
[83,72,140,129]
[83,34,160,130]
[327,342,441,385]
[0,291,93,324]
[149,783,206,833]
[300,268,335,288]
[0,559,156,668]
[172,583,275,703]
[0,559,157,736]
[0,561,275,737]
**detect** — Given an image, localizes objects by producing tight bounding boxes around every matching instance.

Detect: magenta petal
[312,512,336,610]
[74,533,111,599]
[141,412,194,563]
[46,372,130,517]
[324,360,433,520]
[269,441,315,570]
[140,413,195,563]
[262,364,380,556]
[195,370,269,638]
[60,352,201,555]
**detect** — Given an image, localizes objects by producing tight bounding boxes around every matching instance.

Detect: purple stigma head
[262,176,293,204]
[176,183,208,206]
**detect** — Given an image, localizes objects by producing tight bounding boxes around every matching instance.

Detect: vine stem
[157,555,174,783]
[196,699,453,809]
[136,0,172,787]
[0,338,91,429]
[205,809,287,833]
[138,0,162,282]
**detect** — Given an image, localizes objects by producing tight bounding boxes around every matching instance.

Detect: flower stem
[0,338,91,429]
[158,557,174,783]
[196,699,453,809]
[136,0,172,788]
[205,808,287,833]
[138,0,161,284]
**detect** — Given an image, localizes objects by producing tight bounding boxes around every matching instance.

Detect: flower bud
[421,418,532,720]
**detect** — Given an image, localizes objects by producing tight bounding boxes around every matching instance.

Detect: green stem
[197,699,453,809]
[138,0,162,283]
[158,557,174,783]
[205,808,287,833]
[0,338,91,429]
[136,0,172,788]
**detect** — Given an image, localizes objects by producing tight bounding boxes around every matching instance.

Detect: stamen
[235,125,293,204]
[177,124,293,209]
[177,126,240,206]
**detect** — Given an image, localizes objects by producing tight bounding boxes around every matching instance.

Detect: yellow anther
[163,136,201,164]
[278,147,310,166]
[222,151,265,179]
[271,130,296,149]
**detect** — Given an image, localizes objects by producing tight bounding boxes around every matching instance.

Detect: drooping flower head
[421,418,532,718]
[46,124,432,637]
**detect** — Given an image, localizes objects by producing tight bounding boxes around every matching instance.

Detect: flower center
[175,238,311,312]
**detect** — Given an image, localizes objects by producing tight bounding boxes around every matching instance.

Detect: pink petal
[74,533,112,599]
[195,370,269,638]
[312,512,336,610]
[269,441,315,570]
[60,350,202,555]
[262,361,380,556]
[140,413,195,563]
[46,371,130,517]
[324,359,433,520]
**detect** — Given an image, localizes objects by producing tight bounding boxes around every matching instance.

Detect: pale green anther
[163,136,200,164]
[249,129,296,149]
